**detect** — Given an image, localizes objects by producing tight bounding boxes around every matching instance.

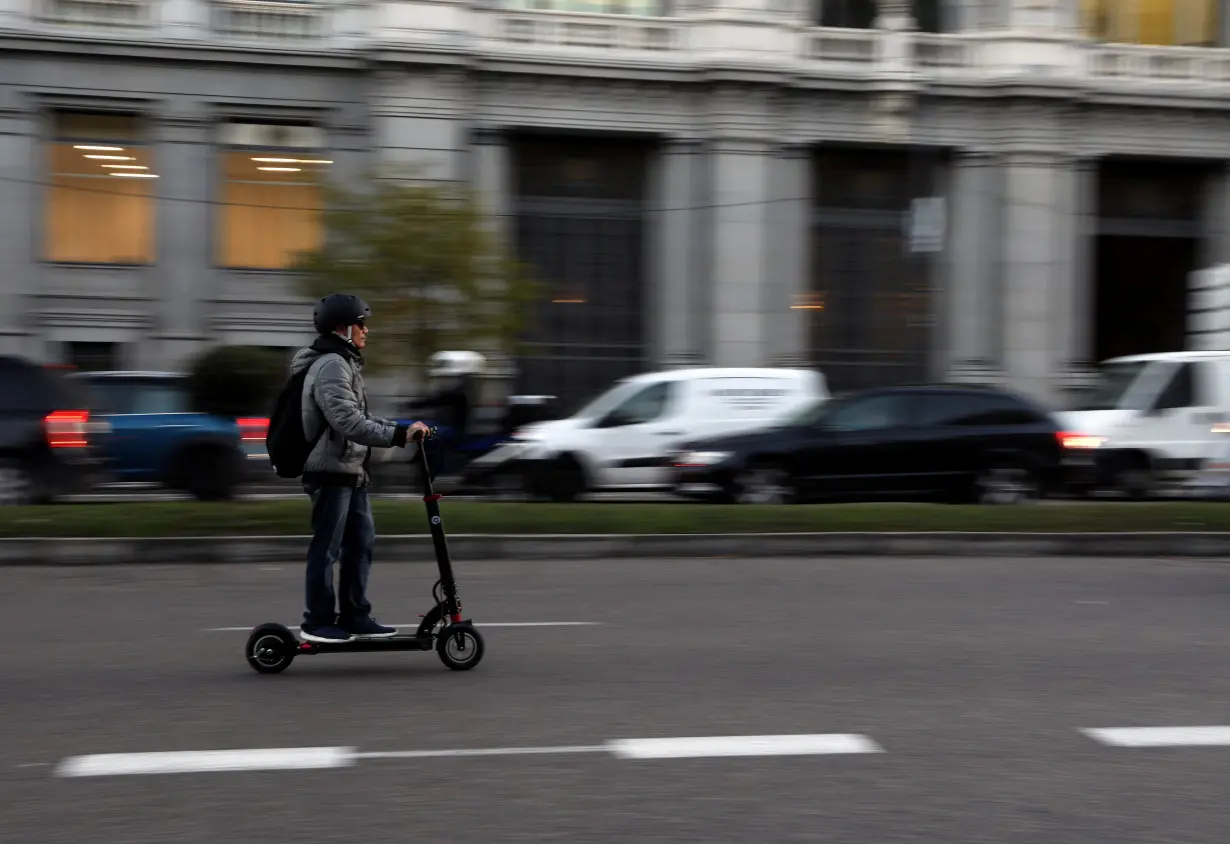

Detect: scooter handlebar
[411,425,439,444]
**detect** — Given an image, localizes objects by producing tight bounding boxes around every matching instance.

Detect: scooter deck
[297,634,434,654]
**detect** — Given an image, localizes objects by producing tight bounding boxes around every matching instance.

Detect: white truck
[1058,351,1230,497]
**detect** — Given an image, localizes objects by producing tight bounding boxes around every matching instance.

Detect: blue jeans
[303,485,377,629]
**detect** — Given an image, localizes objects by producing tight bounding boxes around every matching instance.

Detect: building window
[45,112,156,265]
[65,341,119,372]
[217,121,330,271]
[502,0,669,14]
[815,0,944,31]
[1081,0,1219,47]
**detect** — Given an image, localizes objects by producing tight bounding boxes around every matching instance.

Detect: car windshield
[76,378,188,415]
[1070,361,1149,411]
[570,379,641,421]
[777,397,835,428]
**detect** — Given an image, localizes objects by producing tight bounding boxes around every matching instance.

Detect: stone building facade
[2,0,1230,407]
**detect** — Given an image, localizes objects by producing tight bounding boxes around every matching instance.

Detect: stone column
[371,68,466,185]
[650,138,705,368]
[1055,157,1098,392]
[998,152,1088,404]
[467,126,516,383]
[1200,163,1230,268]
[470,126,512,254]
[0,106,35,358]
[328,104,372,189]
[945,150,1002,383]
[765,143,810,367]
[148,109,211,371]
[1192,163,1230,352]
[707,138,774,367]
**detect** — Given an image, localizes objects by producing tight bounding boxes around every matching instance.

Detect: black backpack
[265,357,333,479]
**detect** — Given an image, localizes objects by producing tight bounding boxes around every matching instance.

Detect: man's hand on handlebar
[408,421,432,443]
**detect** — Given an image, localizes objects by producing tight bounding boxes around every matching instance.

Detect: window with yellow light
[1080,0,1220,47]
[217,142,330,271]
[45,111,156,265]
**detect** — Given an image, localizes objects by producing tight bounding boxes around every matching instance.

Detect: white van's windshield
[571,378,640,421]
[1071,361,1150,411]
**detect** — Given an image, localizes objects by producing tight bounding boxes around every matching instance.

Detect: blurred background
[2,0,1230,505]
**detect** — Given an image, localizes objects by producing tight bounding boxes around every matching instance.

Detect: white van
[466,367,827,501]
[1057,351,1230,496]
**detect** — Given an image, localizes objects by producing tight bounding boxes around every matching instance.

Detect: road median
[0,501,1229,564]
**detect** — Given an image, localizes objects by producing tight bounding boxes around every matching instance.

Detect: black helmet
[313,293,371,335]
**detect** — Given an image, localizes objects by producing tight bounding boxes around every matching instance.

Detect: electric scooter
[243,428,485,675]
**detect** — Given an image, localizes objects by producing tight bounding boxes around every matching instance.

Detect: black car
[0,356,105,504]
[669,384,1096,504]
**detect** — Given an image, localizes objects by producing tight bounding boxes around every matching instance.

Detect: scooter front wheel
[245,623,298,675]
[437,624,484,671]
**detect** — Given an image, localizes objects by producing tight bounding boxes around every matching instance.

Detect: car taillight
[45,410,90,448]
[238,417,269,442]
[1058,431,1105,450]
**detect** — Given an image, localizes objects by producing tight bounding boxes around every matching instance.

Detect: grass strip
[0,501,1228,538]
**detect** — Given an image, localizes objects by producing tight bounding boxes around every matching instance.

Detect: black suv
[670,384,1094,504]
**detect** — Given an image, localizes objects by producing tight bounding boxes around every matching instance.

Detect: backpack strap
[303,352,342,446]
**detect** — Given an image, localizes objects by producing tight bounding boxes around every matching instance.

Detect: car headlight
[674,451,732,467]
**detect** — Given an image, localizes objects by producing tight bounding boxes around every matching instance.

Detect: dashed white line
[608,734,884,760]
[52,734,882,777]
[54,747,355,778]
[1082,726,1230,747]
[205,622,602,632]
[357,745,607,760]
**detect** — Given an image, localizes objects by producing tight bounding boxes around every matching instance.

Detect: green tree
[291,175,541,377]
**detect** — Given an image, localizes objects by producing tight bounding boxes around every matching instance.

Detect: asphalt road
[6,555,1230,842]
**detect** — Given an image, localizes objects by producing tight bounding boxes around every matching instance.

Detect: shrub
[186,345,287,418]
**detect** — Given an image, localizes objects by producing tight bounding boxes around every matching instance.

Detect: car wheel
[1114,454,1154,499]
[543,456,586,503]
[487,468,530,501]
[731,463,794,504]
[972,460,1040,505]
[0,460,37,506]
[179,447,243,501]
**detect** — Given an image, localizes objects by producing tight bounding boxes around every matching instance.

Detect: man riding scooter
[403,351,484,491]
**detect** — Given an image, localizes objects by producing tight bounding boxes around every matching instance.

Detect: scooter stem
[415,429,462,624]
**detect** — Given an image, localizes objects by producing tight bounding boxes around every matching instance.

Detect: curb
[2,532,1230,565]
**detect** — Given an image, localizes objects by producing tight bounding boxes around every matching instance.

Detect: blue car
[69,371,259,500]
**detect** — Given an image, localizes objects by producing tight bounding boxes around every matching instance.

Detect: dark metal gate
[1094,160,1207,362]
[807,147,936,394]
[510,134,652,412]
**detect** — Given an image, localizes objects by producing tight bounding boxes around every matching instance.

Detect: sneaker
[342,617,398,638]
[300,624,354,644]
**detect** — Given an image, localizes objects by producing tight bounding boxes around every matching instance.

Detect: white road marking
[55,747,355,777]
[607,734,884,760]
[357,745,607,760]
[206,622,602,632]
[50,734,884,777]
[1082,726,1230,747]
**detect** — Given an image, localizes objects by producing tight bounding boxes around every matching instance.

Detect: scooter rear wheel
[437,624,484,671]
[246,623,297,675]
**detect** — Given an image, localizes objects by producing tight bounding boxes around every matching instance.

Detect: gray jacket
[291,338,409,486]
